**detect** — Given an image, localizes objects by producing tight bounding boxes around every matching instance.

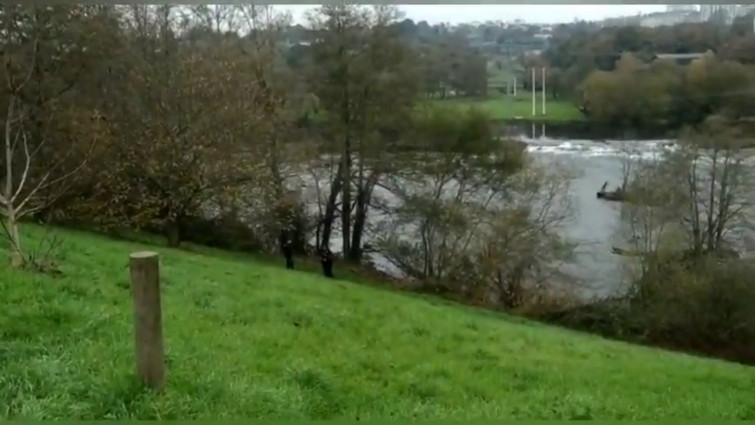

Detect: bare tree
[476,162,577,309]
[677,122,752,256]
[615,118,753,300]
[615,144,683,267]
[0,6,99,267]
[377,107,576,307]
[307,4,420,260]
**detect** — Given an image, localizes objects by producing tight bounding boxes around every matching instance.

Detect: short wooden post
[129,251,165,390]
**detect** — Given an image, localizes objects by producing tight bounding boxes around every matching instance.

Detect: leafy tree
[721,35,755,64]
[578,51,753,130]
[307,4,419,261]
[82,6,273,247]
[685,53,752,121]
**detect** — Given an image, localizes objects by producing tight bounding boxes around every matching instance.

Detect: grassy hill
[2,225,755,419]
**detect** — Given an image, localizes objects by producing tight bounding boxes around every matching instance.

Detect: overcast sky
[277,5,669,25]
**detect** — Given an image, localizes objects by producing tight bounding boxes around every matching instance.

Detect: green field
[306,92,583,125]
[430,92,584,123]
[2,225,755,419]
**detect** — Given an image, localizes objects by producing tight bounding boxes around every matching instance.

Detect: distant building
[666,5,696,13]
[601,8,700,28]
[640,10,700,27]
[601,5,755,28]
[652,51,711,65]
[699,4,755,25]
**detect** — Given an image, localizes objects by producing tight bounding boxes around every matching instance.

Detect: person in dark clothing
[320,246,334,278]
[281,233,294,270]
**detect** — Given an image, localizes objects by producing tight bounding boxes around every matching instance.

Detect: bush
[547,258,755,364]
[179,213,268,253]
[180,198,313,256]
[635,259,755,354]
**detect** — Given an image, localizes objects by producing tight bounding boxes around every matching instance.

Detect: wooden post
[129,251,165,390]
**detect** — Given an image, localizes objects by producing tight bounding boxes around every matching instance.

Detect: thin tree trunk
[165,217,181,247]
[350,190,367,262]
[272,175,287,254]
[321,159,343,250]
[349,172,379,262]
[4,212,23,268]
[4,94,23,267]
[341,150,352,256]
[705,148,718,251]
[340,119,352,256]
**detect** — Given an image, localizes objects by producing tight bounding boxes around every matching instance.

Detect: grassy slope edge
[1,225,754,419]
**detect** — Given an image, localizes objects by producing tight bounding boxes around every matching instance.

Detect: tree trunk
[341,138,352,257]
[315,220,322,252]
[349,172,379,262]
[4,93,23,268]
[4,213,24,268]
[165,218,181,248]
[349,195,366,262]
[341,155,352,256]
[273,180,287,255]
[320,160,343,250]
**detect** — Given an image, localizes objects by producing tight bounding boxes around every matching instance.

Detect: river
[523,137,674,299]
[287,134,755,301]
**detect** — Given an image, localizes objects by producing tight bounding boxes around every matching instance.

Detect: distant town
[600,5,755,28]
[455,5,755,54]
[280,5,755,59]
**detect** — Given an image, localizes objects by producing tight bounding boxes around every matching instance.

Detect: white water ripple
[521,137,677,161]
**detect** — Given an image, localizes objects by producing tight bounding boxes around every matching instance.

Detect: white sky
[277,4,668,25]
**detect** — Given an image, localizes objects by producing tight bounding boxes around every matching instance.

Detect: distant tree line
[538,17,755,131]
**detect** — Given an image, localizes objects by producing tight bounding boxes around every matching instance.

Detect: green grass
[304,92,583,125]
[2,224,755,419]
[429,92,584,123]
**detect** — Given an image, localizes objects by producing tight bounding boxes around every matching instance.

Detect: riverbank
[497,119,680,140]
[302,95,755,142]
[2,224,755,419]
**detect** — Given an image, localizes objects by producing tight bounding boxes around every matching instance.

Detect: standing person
[320,246,334,278]
[281,233,294,270]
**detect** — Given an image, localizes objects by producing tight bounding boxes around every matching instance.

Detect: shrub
[635,259,755,354]
[548,258,755,364]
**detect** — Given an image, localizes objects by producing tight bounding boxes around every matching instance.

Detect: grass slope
[2,225,755,419]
